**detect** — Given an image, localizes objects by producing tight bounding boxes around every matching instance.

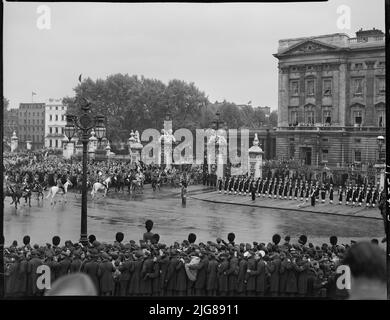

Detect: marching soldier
[372,186,379,208]
[352,186,359,206]
[328,184,334,204]
[365,186,372,207]
[273,179,279,199]
[305,183,310,202]
[294,180,299,200]
[267,178,274,198]
[228,176,235,194]
[278,180,284,199]
[217,177,223,194]
[338,185,344,205]
[346,184,353,206]
[320,185,326,204]
[288,179,293,200]
[261,178,268,197]
[223,176,229,194]
[283,179,289,200]
[358,185,365,207]
[234,177,240,195]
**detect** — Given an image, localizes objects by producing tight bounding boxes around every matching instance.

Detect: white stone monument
[11,131,18,153]
[248,133,264,179]
[88,129,98,159]
[159,128,176,168]
[128,130,143,163]
[207,129,227,178]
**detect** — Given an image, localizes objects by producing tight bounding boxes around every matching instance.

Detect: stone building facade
[44,99,67,149]
[18,103,46,150]
[273,29,385,179]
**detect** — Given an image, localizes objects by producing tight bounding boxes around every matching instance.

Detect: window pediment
[350,103,365,109]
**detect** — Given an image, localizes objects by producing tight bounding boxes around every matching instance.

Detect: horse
[130,173,144,195]
[21,182,33,207]
[151,173,161,191]
[31,182,46,202]
[3,184,23,209]
[91,176,111,199]
[112,173,125,193]
[45,179,73,205]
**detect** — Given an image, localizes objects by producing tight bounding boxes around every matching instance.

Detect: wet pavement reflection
[3,187,384,246]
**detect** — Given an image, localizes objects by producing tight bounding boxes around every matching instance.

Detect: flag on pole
[247,101,252,105]
[78,74,82,83]
[32,92,37,96]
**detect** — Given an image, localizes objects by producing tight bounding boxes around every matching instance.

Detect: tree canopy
[63,74,277,141]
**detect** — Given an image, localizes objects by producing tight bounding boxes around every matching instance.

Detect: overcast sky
[4,1,385,110]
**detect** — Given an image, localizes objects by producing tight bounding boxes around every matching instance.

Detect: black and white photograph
[1,0,388,305]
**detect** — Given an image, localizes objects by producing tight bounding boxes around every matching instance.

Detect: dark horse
[3,184,23,209]
[112,173,125,193]
[21,182,33,207]
[31,182,46,202]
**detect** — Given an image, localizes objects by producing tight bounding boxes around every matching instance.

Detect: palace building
[273,28,385,178]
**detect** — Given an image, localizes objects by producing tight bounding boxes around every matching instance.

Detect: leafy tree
[269,110,278,127]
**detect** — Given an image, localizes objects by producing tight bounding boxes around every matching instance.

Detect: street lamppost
[64,97,106,245]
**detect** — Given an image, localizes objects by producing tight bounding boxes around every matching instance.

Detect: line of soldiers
[216,176,381,208]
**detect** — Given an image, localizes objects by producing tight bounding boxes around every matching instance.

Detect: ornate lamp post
[64,97,106,245]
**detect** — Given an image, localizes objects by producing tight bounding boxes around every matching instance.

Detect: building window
[305,110,315,124]
[353,78,363,95]
[55,115,58,121]
[323,110,332,125]
[56,107,58,111]
[323,79,332,96]
[354,150,362,163]
[378,110,385,127]
[61,115,64,121]
[322,149,328,162]
[306,79,315,96]
[49,140,52,147]
[355,138,361,143]
[50,115,52,121]
[55,140,58,148]
[289,110,298,126]
[290,80,299,96]
[377,77,385,94]
[61,127,64,134]
[49,127,52,134]
[55,127,58,134]
[353,110,363,125]
[354,63,363,70]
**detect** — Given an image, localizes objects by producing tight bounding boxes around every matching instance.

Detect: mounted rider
[56,176,66,194]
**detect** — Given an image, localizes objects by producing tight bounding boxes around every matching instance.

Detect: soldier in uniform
[234,177,240,195]
[365,186,372,207]
[223,176,229,194]
[328,184,334,204]
[358,185,365,207]
[372,185,379,208]
[352,186,359,206]
[261,178,268,197]
[346,184,353,206]
[288,179,294,200]
[320,184,326,204]
[338,185,344,205]
[228,176,235,194]
[217,177,223,193]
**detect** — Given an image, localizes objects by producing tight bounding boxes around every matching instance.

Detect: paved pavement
[188,186,382,220]
[3,184,384,247]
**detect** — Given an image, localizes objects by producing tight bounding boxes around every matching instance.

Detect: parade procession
[2,1,388,302]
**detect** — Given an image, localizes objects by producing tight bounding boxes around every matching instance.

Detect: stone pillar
[248,133,264,179]
[11,131,18,153]
[88,129,98,159]
[278,66,290,127]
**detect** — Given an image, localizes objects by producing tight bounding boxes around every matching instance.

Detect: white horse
[46,179,73,205]
[91,176,111,199]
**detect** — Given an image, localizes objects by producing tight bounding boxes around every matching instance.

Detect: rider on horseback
[57,176,66,194]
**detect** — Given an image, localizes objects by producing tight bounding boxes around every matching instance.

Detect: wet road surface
[3,186,385,246]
